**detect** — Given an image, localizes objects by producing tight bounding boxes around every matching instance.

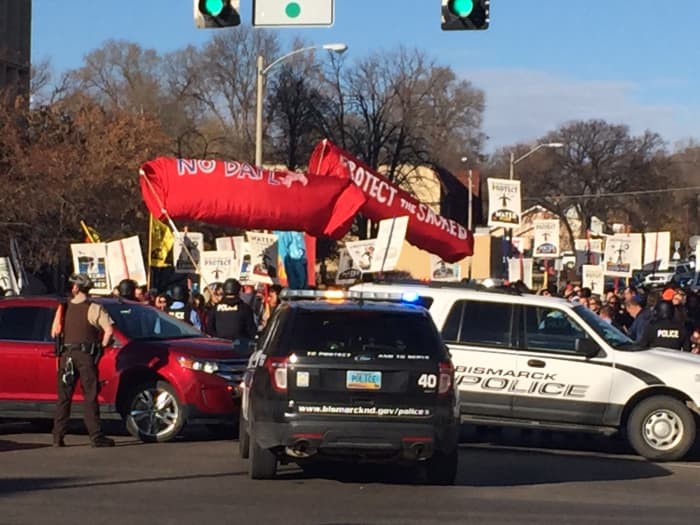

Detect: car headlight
[177,356,219,374]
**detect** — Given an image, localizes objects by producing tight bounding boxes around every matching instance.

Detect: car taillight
[265,357,288,392]
[438,361,453,396]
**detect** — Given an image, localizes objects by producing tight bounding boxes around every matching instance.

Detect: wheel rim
[129,387,179,438]
[642,409,684,451]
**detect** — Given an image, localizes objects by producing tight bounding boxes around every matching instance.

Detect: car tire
[238,412,250,459]
[249,427,277,479]
[626,396,696,461]
[424,447,458,485]
[124,380,185,443]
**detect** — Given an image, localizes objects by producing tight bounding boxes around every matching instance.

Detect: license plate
[346,370,382,390]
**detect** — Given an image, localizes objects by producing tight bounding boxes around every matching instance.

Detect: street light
[255,43,348,168]
[509,142,564,180]
[505,142,564,282]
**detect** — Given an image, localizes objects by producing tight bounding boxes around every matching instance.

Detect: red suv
[0,295,249,442]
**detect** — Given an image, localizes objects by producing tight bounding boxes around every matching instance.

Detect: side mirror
[575,338,600,358]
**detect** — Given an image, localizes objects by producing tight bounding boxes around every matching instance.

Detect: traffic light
[441,0,490,30]
[194,0,241,28]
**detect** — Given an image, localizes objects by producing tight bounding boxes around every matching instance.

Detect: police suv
[238,290,460,482]
[351,281,700,461]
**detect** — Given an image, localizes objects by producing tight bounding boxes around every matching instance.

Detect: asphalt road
[2,424,700,525]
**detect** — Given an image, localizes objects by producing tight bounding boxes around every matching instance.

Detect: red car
[0,295,249,442]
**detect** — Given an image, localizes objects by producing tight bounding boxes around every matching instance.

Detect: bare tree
[511,119,670,246]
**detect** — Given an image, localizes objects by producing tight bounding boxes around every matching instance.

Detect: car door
[442,299,517,419]
[513,304,612,425]
[0,304,57,403]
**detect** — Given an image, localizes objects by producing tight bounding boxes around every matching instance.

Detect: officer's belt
[63,343,97,353]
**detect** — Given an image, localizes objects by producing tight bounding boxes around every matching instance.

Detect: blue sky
[32,0,700,151]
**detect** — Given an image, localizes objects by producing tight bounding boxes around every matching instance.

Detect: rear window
[103,302,202,340]
[285,310,444,358]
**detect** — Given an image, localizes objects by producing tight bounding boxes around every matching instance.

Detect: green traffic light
[201,0,225,16]
[449,0,474,17]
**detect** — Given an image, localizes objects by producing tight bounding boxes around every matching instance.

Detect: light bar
[280,289,422,304]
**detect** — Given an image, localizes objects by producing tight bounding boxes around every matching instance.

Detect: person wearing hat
[206,278,257,349]
[639,300,690,351]
[49,273,115,448]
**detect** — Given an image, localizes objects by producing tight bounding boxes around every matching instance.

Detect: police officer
[117,278,138,301]
[206,278,257,347]
[639,300,690,351]
[50,273,115,447]
[165,284,202,330]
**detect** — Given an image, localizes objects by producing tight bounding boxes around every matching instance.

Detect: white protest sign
[533,219,560,258]
[488,178,522,229]
[107,236,147,287]
[173,231,203,274]
[582,264,605,295]
[336,248,362,285]
[246,232,278,284]
[345,240,377,273]
[643,231,671,271]
[507,257,533,289]
[603,235,641,277]
[71,243,110,295]
[0,257,19,294]
[369,216,408,273]
[431,254,461,282]
[200,250,239,285]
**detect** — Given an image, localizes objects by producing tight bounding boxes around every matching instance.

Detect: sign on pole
[487,178,522,229]
[643,232,671,271]
[369,216,408,273]
[582,264,605,295]
[107,236,147,287]
[71,243,110,295]
[253,0,334,27]
[533,219,560,258]
[173,232,203,274]
[603,235,641,277]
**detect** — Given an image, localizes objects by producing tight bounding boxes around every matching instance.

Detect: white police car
[350,281,700,461]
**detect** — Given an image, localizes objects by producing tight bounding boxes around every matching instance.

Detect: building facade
[0,0,32,102]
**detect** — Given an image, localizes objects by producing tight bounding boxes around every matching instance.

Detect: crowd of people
[537,280,700,352]
[111,277,283,338]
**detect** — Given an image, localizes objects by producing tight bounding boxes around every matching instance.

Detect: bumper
[253,419,458,461]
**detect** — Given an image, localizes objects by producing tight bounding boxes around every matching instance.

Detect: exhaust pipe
[410,442,426,459]
[286,439,316,458]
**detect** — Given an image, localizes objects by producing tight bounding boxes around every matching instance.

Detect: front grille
[214,358,248,384]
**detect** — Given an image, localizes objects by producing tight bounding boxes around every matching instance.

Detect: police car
[350,281,700,462]
[238,290,460,482]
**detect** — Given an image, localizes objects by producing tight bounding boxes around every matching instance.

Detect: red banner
[308,140,473,262]
[139,157,366,239]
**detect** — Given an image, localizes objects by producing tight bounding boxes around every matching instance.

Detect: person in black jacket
[639,300,690,351]
[207,278,257,349]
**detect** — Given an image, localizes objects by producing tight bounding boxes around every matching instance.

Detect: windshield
[287,310,445,359]
[573,305,640,350]
[103,302,202,341]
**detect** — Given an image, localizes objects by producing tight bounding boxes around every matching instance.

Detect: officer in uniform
[165,284,202,330]
[50,273,116,447]
[206,278,257,348]
[639,300,690,351]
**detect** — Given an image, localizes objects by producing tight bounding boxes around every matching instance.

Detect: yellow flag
[149,215,174,268]
[80,220,101,243]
